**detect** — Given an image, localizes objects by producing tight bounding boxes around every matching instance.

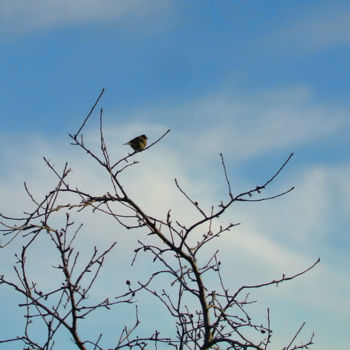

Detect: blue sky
[0,1,349,349]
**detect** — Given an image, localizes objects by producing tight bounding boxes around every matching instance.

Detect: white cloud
[122,86,348,167]
[0,0,172,34]
[230,161,350,245]
[0,87,349,349]
[264,4,350,53]
[192,88,341,160]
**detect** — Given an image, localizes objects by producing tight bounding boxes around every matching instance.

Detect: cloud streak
[0,0,172,35]
[0,86,349,350]
[263,3,350,53]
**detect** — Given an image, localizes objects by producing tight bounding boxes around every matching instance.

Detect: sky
[0,0,349,349]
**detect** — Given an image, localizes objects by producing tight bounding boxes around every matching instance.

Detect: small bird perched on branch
[124,134,148,152]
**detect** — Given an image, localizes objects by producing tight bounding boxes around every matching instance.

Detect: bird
[124,134,148,152]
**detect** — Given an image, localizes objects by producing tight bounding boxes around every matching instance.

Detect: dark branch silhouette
[0,89,319,350]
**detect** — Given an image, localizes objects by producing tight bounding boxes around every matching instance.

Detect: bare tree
[0,89,319,350]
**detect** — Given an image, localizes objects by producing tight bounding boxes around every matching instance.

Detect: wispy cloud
[0,0,172,35]
[264,4,350,53]
[121,86,348,166]
[0,86,349,350]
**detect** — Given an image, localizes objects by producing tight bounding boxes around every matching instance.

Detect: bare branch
[111,128,171,171]
[0,92,318,350]
[72,88,105,139]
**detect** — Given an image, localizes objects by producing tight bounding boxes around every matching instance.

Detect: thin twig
[111,129,171,171]
[220,153,233,199]
[72,88,105,138]
[285,322,306,350]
